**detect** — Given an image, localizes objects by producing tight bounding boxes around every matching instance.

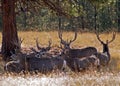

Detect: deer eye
[41,52,44,55]
[35,54,40,58]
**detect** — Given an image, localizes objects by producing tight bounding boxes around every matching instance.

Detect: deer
[5,46,100,73]
[94,31,116,66]
[29,38,52,58]
[5,51,27,73]
[4,38,28,73]
[5,38,67,73]
[5,50,67,73]
[58,30,97,58]
[64,55,100,72]
[54,47,99,72]
[27,56,67,73]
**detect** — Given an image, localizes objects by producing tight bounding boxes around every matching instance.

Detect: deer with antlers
[46,47,99,72]
[6,52,67,73]
[29,38,52,58]
[4,38,27,72]
[6,51,67,73]
[57,30,100,71]
[58,30,97,58]
[5,38,67,73]
[64,55,100,72]
[95,31,116,66]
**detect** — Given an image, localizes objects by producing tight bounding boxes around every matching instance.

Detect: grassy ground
[0,31,120,71]
[0,31,120,86]
[17,31,120,71]
[0,71,120,86]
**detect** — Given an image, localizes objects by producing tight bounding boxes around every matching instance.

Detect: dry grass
[17,31,120,71]
[0,31,120,86]
[0,31,120,71]
[0,71,120,86]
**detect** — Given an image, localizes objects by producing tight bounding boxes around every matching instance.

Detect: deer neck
[103,44,110,59]
[103,44,109,53]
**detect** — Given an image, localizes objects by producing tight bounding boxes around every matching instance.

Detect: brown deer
[95,31,116,66]
[58,30,97,58]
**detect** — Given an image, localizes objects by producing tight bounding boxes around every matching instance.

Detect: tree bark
[1,0,19,61]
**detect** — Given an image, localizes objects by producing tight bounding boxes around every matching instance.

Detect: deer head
[30,38,52,58]
[58,30,77,50]
[96,31,116,53]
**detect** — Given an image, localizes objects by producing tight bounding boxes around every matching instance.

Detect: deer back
[27,57,65,73]
[65,55,99,72]
[67,47,97,58]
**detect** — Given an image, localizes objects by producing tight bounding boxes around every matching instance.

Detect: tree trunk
[1,0,19,61]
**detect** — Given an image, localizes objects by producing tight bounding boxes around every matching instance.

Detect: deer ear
[35,54,41,58]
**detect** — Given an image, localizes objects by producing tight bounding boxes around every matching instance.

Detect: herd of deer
[4,31,116,73]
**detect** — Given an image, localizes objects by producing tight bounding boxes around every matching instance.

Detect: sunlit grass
[0,71,120,86]
[0,31,120,86]
[18,31,120,71]
[0,31,120,71]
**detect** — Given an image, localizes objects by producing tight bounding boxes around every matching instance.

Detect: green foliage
[13,0,119,32]
[98,3,116,32]
[117,0,120,31]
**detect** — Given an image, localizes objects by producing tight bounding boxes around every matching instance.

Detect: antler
[69,31,77,44]
[30,47,38,53]
[35,38,52,52]
[58,30,77,44]
[95,32,104,44]
[45,39,52,51]
[58,30,66,44]
[35,38,42,50]
[12,37,24,50]
[108,31,116,44]
[18,37,24,47]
